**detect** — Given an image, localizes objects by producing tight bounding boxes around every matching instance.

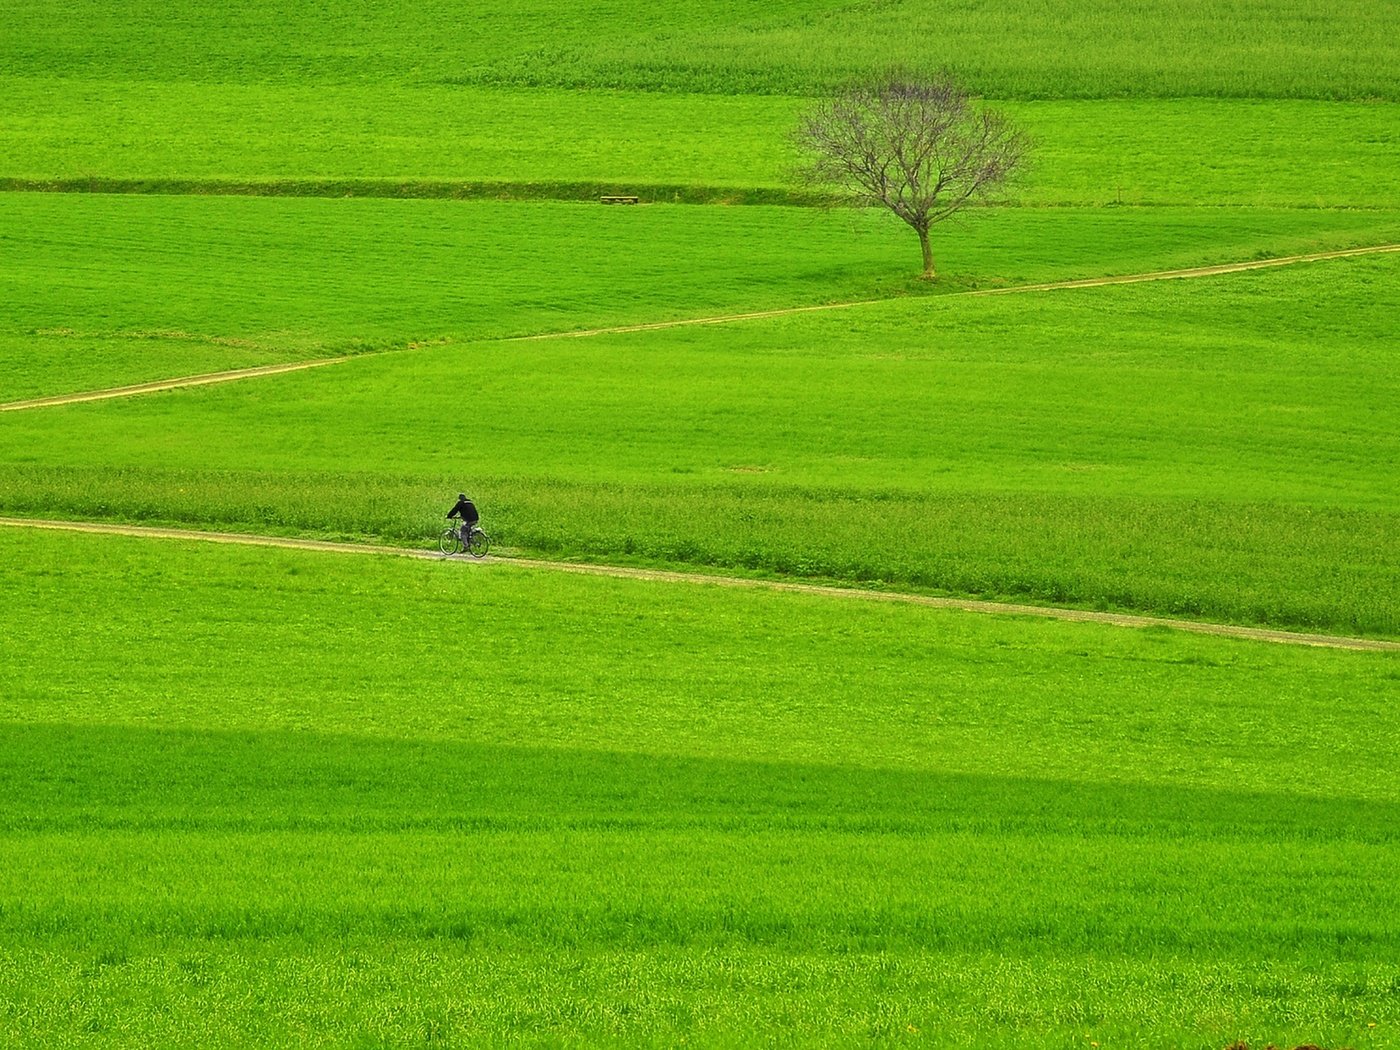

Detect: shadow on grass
[3,723,1399,955]
[3,721,1394,842]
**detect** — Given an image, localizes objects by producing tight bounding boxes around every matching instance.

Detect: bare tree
[794,75,1028,279]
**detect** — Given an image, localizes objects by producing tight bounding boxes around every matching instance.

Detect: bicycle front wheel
[439,528,462,556]
[466,528,491,558]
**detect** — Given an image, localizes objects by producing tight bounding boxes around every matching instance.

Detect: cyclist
[446,493,480,545]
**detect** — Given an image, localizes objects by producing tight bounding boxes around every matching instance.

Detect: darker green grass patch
[0,176,824,207]
[5,722,1397,849]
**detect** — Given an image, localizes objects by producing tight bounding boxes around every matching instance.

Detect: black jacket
[447,497,479,524]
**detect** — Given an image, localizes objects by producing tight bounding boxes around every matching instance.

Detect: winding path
[3,517,1396,653]
[3,242,1397,412]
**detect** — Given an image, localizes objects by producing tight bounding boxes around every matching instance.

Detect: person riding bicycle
[446,493,480,544]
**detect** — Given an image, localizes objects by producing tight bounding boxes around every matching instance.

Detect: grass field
[4,250,1397,636]
[2,527,1398,1047]
[6,87,1399,209]
[4,192,1398,401]
[4,0,1398,1044]
[5,0,1399,208]
[6,0,1398,98]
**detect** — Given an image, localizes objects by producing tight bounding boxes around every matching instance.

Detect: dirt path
[4,242,1396,412]
[512,242,1400,342]
[0,358,348,412]
[4,517,1396,653]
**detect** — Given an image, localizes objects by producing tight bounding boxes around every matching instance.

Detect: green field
[4,243,1398,635]
[6,0,1398,98]
[3,0,1398,1045]
[7,88,1399,209]
[5,193,1398,400]
[3,528,1398,1047]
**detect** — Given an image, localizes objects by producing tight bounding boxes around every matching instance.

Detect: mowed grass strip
[2,528,1397,1047]
[3,254,1397,635]
[4,191,1398,400]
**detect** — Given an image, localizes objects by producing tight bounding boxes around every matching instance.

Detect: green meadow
[4,249,1398,635]
[4,192,1399,400]
[2,0,1398,1045]
[2,528,1398,1048]
[4,0,1399,206]
[7,87,1399,209]
[6,0,1398,98]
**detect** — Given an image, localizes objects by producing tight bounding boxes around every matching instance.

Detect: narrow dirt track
[0,357,348,412]
[4,242,1396,412]
[4,517,1396,653]
[511,242,1400,342]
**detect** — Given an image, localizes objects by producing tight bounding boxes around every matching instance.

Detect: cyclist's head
[458,493,467,500]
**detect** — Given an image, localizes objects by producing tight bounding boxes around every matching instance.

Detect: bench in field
[600,195,640,205]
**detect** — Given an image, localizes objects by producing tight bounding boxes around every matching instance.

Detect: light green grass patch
[5,0,1397,99]
[0,194,904,399]
[3,254,1397,634]
[1,528,1397,1047]
[0,332,312,405]
[4,81,1398,208]
[5,191,1398,401]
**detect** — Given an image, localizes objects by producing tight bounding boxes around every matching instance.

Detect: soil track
[0,358,347,412]
[512,242,1400,342]
[4,517,1396,652]
[4,242,1396,412]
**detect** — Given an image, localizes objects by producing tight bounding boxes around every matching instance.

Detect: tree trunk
[917,226,936,280]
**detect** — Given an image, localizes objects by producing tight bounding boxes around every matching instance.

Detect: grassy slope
[2,527,1398,1047]
[4,253,1397,635]
[4,0,1399,1044]
[5,85,1398,209]
[3,0,1397,209]
[5,0,1397,98]
[5,193,1398,402]
[0,195,905,400]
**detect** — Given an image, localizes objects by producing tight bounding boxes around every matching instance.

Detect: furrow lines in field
[4,517,1396,652]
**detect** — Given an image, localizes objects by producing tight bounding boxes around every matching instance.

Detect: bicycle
[438,523,491,558]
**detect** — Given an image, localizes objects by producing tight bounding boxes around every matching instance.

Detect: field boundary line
[4,517,1397,652]
[5,242,1396,412]
[0,358,349,412]
[0,176,822,208]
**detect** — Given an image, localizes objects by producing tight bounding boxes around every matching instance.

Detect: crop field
[6,192,1399,402]
[2,528,1399,1048]
[7,88,1400,211]
[6,0,1399,98]
[5,249,1399,635]
[2,0,1398,1046]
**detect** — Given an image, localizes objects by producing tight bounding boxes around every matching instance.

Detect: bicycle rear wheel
[438,527,462,556]
[466,528,491,558]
